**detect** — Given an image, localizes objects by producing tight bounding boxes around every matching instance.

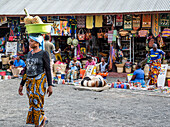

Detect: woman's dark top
[20,50,52,86]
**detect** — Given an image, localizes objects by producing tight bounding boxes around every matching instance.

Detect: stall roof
[0,0,170,16]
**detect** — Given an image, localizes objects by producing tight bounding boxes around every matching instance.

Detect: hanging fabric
[159,14,170,27]
[86,16,93,29]
[108,30,113,43]
[157,34,165,48]
[152,14,159,37]
[124,15,133,30]
[77,16,85,28]
[95,15,103,27]
[133,14,141,31]
[112,30,117,42]
[162,28,170,37]
[142,14,151,28]
[116,15,123,26]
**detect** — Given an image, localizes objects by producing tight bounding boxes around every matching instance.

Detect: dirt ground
[0,78,170,127]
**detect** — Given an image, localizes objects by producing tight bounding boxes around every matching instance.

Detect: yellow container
[25,24,52,34]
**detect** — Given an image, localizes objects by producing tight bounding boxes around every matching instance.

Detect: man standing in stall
[44,35,61,85]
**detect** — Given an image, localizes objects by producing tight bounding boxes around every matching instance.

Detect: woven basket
[1,56,9,65]
[125,67,131,73]
[116,64,124,73]
[119,30,129,36]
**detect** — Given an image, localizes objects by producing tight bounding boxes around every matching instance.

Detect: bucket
[0,71,6,76]
[61,74,65,79]
[80,69,86,78]
[168,79,170,87]
[125,67,131,73]
[25,24,52,34]
[1,56,9,65]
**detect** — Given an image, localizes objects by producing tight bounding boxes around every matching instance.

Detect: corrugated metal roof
[0,0,169,16]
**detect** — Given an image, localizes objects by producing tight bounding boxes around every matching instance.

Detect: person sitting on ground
[130,63,146,87]
[11,56,26,78]
[67,56,82,80]
[99,57,108,73]
[85,56,96,69]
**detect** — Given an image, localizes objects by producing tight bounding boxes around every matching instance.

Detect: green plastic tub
[25,24,52,34]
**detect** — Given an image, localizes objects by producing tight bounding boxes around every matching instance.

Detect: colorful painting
[159,13,170,27]
[124,15,133,30]
[142,14,151,28]
[116,15,123,26]
[133,15,140,30]
[51,21,70,36]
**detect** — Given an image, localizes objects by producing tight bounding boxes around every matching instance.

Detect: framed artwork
[142,14,151,28]
[159,13,170,27]
[47,16,59,22]
[124,15,133,30]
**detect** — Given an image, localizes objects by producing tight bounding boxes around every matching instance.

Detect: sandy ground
[0,78,170,127]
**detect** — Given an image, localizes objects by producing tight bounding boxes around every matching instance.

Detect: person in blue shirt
[148,44,165,86]
[12,56,26,77]
[130,63,146,87]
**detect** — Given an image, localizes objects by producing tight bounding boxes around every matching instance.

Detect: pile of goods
[24,8,51,34]
[24,8,43,24]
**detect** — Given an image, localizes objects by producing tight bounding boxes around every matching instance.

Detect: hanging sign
[6,42,17,55]
[116,15,123,26]
[142,14,151,28]
[152,14,159,37]
[123,15,133,30]
[47,16,59,22]
[157,64,168,87]
[133,15,141,30]
[159,14,170,27]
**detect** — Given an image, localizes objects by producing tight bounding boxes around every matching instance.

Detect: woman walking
[18,34,53,127]
[149,44,165,86]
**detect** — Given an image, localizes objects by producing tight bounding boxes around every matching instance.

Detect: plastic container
[80,69,86,78]
[168,79,170,87]
[0,71,6,76]
[61,74,65,79]
[25,24,52,34]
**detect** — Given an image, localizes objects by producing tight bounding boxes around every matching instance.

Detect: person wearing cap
[11,56,26,78]
[44,34,61,85]
[148,43,165,86]
[18,34,53,127]
[85,57,96,69]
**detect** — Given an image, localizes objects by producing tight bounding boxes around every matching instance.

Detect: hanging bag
[85,29,92,40]
[97,29,104,38]
[138,30,149,37]
[104,28,109,39]
[8,28,16,41]
[78,29,85,40]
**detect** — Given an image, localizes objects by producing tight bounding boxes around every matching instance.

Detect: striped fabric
[162,28,170,37]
